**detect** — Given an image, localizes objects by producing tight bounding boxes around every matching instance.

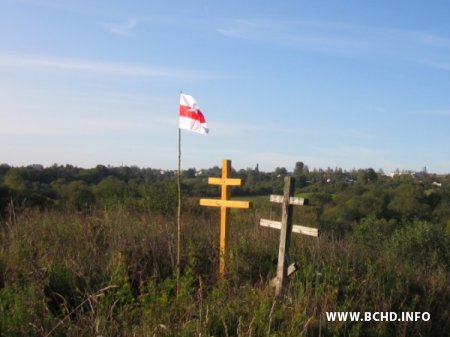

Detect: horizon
[0,161,442,176]
[1,1,450,174]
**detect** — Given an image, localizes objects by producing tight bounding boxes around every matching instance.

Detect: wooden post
[275,176,295,296]
[176,128,181,296]
[200,159,253,277]
[260,176,319,296]
[220,160,231,277]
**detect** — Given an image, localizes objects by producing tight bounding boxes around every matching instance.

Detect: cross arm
[208,177,244,186]
[260,218,319,237]
[270,194,308,206]
[200,198,252,209]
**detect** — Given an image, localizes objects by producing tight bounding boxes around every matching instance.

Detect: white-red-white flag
[179,93,209,134]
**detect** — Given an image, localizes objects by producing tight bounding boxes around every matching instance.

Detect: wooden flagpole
[176,91,207,291]
[176,92,182,297]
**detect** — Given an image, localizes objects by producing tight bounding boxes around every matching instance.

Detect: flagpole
[176,107,182,297]
[176,92,207,296]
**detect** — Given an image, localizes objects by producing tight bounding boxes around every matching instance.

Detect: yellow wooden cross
[200,159,253,277]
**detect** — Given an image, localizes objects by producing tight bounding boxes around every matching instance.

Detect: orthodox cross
[260,176,319,296]
[200,159,253,277]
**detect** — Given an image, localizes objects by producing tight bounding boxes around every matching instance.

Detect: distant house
[389,170,418,178]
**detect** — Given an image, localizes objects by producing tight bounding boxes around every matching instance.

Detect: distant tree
[94,176,128,206]
[0,163,10,176]
[273,167,287,177]
[3,169,28,194]
[355,168,378,184]
[184,168,196,179]
[205,166,221,177]
[294,161,304,174]
[388,183,431,221]
[0,184,10,215]
[90,165,110,183]
[65,181,95,210]
[138,182,178,215]
[293,161,307,188]
[431,184,450,225]
[389,220,450,269]
[366,168,378,182]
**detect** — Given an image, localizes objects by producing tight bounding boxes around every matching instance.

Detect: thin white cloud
[218,19,372,54]
[409,109,450,117]
[415,59,450,71]
[0,111,171,136]
[414,32,450,48]
[0,87,174,136]
[318,145,383,158]
[207,120,287,136]
[100,18,140,36]
[0,54,212,79]
[218,18,450,67]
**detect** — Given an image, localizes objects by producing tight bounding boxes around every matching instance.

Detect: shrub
[389,220,450,271]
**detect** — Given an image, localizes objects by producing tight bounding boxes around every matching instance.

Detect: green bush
[0,284,59,337]
[389,220,450,271]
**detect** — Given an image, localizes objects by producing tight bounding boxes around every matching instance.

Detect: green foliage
[44,261,85,317]
[229,231,276,283]
[3,169,28,194]
[352,216,396,250]
[0,185,10,216]
[388,183,431,221]
[95,252,140,334]
[54,180,95,210]
[1,163,449,231]
[389,220,450,271]
[94,176,129,207]
[0,284,58,337]
[138,181,178,215]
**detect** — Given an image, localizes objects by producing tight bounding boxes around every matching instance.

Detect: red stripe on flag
[179,105,206,123]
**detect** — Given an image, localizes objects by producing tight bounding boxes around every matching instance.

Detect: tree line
[1,162,449,226]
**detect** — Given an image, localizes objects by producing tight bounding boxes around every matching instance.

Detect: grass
[0,206,449,336]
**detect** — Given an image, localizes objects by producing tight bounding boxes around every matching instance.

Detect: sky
[1,0,450,174]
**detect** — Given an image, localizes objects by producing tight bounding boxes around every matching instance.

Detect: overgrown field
[1,205,448,336]
[1,165,450,336]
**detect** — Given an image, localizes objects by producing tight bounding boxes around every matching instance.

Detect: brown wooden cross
[200,159,253,277]
[260,176,319,296]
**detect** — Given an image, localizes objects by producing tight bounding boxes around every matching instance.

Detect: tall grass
[0,206,448,336]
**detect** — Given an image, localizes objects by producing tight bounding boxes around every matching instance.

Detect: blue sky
[1,0,450,173]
